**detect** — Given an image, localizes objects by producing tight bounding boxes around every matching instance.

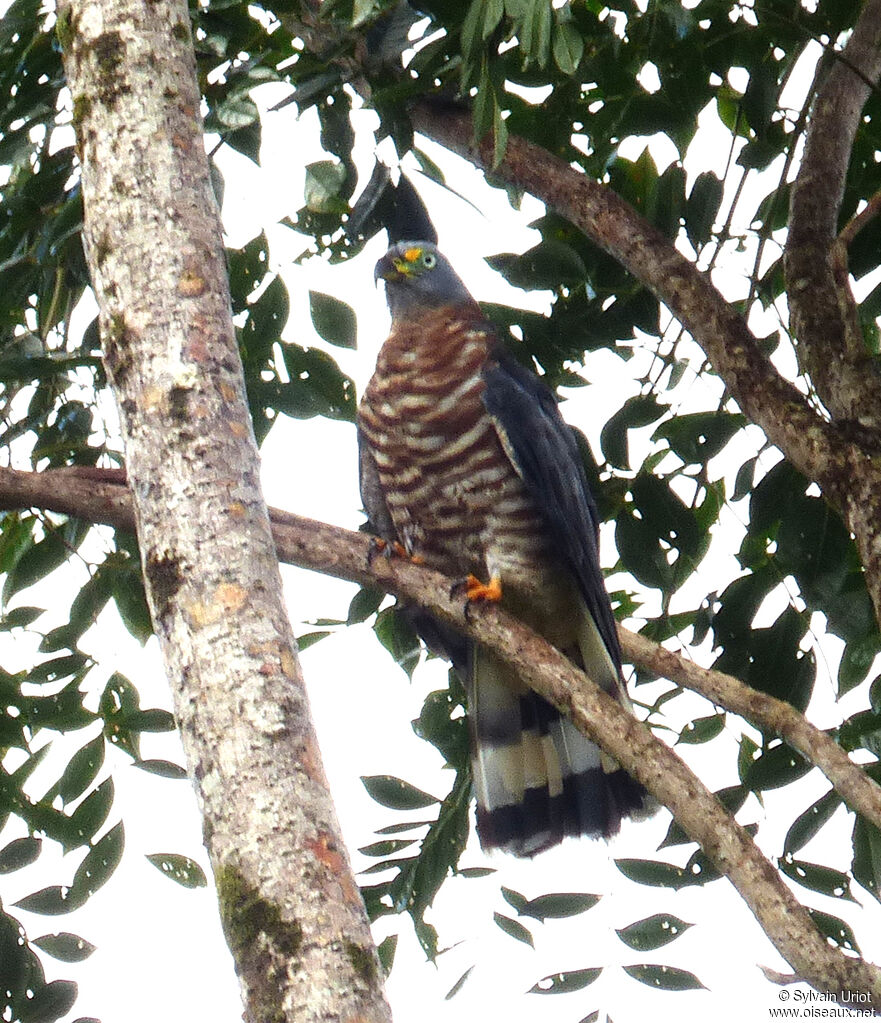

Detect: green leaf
[32,932,96,963]
[600,394,666,470]
[296,630,331,650]
[460,0,486,64]
[347,585,385,624]
[778,855,856,902]
[384,768,470,957]
[500,886,528,913]
[659,786,747,849]
[614,858,690,888]
[732,456,758,501]
[0,835,42,873]
[68,777,114,849]
[839,709,881,757]
[487,240,587,292]
[28,652,88,686]
[359,839,418,857]
[69,821,124,904]
[132,759,188,780]
[14,886,75,916]
[5,520,89,598]
[112,567,153,644]
[374,606,420,679]
[375,820,433,836]
[807,908,860,954]
[412,688,469,768]
[685,171,723,249]
[493,911,533,947]
[304,160,347,214]
[445,964,474,999]
[783,790,842,855]
[677,713,724,745]
[52,734,105,805]
[743,742,812,791]
[361,775,439,810]
[519,892,601,920]
[213,93,259,131]
[20,978,78,1022]
[518,0,551,68]
[839,636,881,697]
[853,815,881,902]
[653,411,746,465]
[121,708,176,733]
[552,22,583,75]
[3,605,44,628]
[472,59,494,143]
[309,290,357,349]
[682,845,722,886]
[529,967,602,994]
[99,671,142,759]
[616,913,693,950]
[146,853,208,889]
[624,963,707,990]
[8,745,53,792]
[377,934,398,976]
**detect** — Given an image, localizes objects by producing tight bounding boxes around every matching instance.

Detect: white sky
[3,22,881,1023]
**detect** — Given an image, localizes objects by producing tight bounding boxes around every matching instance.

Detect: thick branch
[621,630,881,830]
[410,101,840,494]
[409,100,881,657]
[4,466,881,1000]
[5,465,880,833]
[785,0,881,429]
[58,5,390,1022]
[191,514,881,1004]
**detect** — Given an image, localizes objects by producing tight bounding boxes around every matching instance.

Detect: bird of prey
[358,240,651,856]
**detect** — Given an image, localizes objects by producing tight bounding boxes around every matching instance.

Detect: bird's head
[375,241,475,322]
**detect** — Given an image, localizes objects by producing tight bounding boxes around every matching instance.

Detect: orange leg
[461,573,503,603]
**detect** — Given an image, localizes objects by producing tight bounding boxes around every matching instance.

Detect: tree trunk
[57,2,392,1020]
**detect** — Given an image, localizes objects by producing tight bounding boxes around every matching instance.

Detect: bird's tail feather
[469,647,650,857]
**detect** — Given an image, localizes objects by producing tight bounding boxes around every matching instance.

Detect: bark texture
[785,0,881,430]
[58,4,391,1022]
[3,465,881,1004]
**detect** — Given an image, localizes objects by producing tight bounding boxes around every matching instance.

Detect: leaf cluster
[4,0,881,1015]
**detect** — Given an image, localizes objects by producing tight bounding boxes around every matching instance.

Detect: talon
[367,537,389,565]
[367,537,425,566]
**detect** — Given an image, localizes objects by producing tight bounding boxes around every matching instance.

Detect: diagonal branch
[621,630,881,830]
[785,0,881,430]
[4,465,880,833]
[408,99,881,651]
[409,101,837,492]
[3,464,881,1002]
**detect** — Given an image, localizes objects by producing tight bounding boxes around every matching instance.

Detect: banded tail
[468,616,652,857]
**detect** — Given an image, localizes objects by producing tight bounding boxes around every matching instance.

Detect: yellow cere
[403,246,423,263]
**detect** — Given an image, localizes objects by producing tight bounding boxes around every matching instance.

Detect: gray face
[375,241,475,321]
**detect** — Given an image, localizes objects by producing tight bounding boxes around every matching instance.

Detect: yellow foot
[460,573,503,603]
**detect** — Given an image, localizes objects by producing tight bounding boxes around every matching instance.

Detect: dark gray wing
[481,346,623,674]
[357,427,397,542]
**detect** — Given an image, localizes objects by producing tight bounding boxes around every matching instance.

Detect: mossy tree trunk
[57,1,392,1020]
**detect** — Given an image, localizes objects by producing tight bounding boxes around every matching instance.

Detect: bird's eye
[422,252,437,269]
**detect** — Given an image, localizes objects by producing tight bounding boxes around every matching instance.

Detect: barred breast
[358,305,560,610]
